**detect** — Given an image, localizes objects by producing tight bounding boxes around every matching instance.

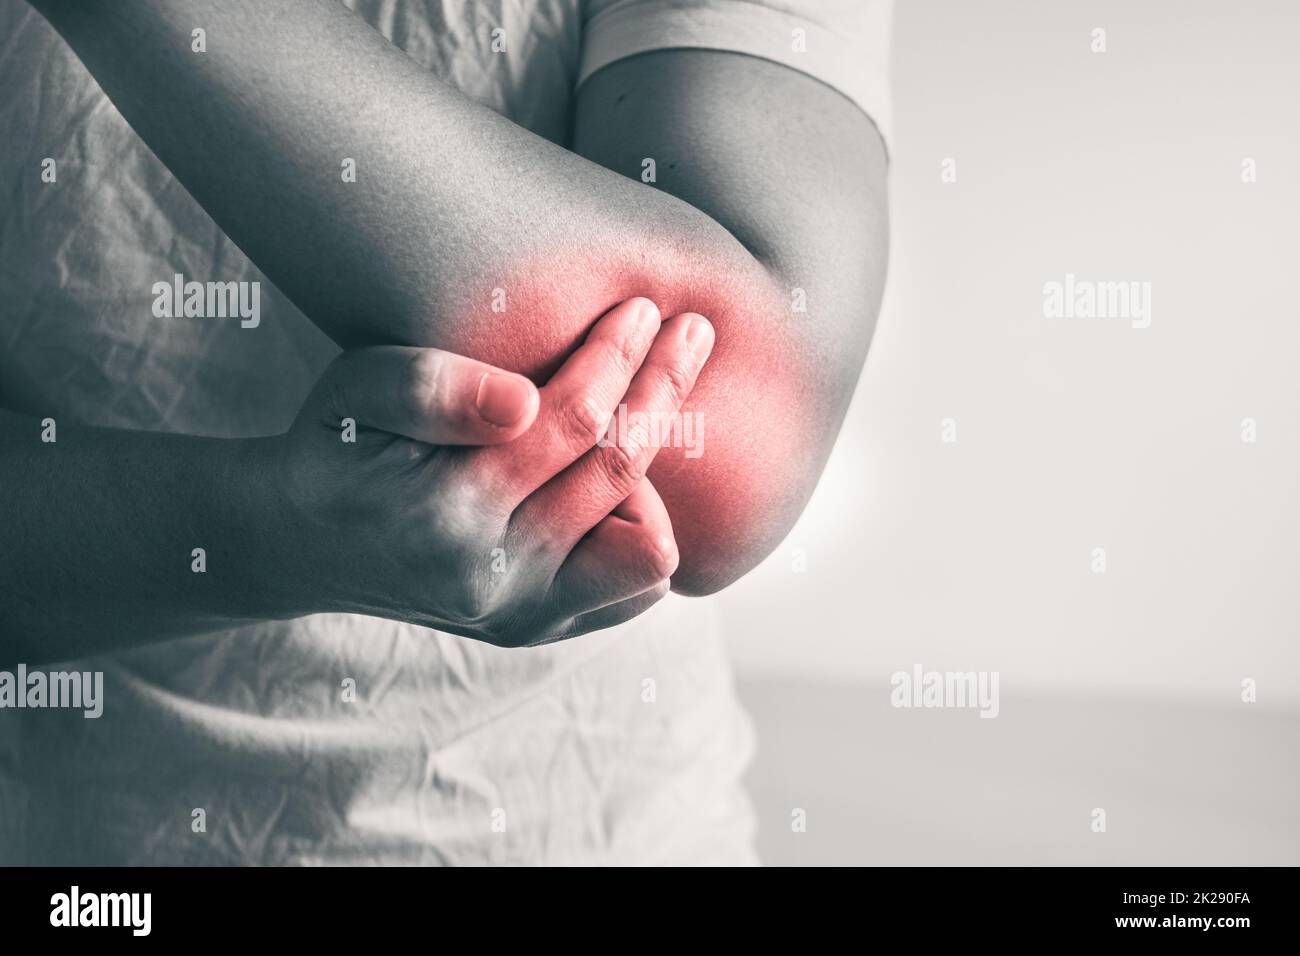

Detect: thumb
[321,345,539,445]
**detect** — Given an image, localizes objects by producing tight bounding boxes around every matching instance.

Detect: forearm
[0,411,296,665]
[32,0,887,594]
[29,0,685,353]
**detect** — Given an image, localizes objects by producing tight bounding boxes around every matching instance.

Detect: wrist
[225,435,325,622]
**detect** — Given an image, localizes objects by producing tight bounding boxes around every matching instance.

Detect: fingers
[470,297,662,503]
[320,345,539,445]
[535,581,672,645]
[511,311,713,558]
[542,478,679,623]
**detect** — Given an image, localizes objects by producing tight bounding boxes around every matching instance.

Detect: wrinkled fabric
[0,0,757,865]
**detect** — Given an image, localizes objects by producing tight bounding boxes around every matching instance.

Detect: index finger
[466,296,662,506]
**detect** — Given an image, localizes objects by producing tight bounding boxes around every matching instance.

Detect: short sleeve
[579,0,893,148]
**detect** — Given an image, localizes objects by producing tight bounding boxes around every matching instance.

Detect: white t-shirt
[582,0,892,145]
[0,0,890,865]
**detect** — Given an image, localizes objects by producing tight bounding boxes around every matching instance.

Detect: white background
[721,0,1300,707]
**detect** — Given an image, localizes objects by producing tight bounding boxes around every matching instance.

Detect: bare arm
[1,301,713,665]
[30,0,888,594]
[573,51,889,591]
[0,410,294,663]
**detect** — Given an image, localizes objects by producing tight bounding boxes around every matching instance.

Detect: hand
[268,297,714,646]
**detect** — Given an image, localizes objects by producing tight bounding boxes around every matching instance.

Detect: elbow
[665,486,808,597]
[652,434,820,598]
[644,317,854,599]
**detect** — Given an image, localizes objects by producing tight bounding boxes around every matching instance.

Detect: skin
[0,298,712,665]
[7,0,889,658]
[26,0,889,596]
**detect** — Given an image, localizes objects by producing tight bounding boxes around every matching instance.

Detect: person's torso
[0,0,754,865]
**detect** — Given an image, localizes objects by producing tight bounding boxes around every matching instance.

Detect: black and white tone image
[0,0,1296,899]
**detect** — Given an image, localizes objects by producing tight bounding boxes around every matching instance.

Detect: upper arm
[567,50,890,594]
[574,48,889,294]
[32,0,887,596]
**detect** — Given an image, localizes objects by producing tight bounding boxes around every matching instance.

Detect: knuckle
[400,349,445,422]
[440,466,492,526]
[425,483,475,542]
[597,436,647,493]
[413,487,497,574]
[554,391,607,453]
[604,330,642,374]
[653,357,695,404]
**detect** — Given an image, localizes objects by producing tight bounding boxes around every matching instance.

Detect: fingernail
[685,315,714,361]
[476,372,532,428]
[632,297,661,333]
